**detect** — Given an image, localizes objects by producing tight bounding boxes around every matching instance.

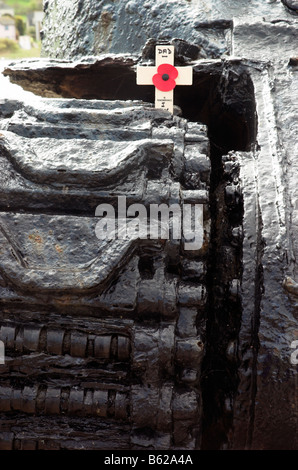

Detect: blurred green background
[0,0,43,59]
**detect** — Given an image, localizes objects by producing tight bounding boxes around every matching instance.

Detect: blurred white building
[27,11,44,41]
[0,2,14,17]
[0,16,16,41]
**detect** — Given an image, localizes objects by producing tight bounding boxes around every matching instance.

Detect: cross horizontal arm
[136,66,157,85]
[137,66,193,87]
[175,66,193,86]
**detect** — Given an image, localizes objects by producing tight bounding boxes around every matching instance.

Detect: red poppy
[152,64,178,92]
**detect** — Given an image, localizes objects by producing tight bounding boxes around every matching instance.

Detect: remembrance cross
[136,45,193,114]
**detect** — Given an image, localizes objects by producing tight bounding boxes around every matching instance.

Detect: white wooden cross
[136,45,193,114]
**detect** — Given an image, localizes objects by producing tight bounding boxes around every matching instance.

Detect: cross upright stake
[136,45,193,114]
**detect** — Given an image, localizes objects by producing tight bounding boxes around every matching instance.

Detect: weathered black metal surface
[0,96,211,449]
[0,0,297,451]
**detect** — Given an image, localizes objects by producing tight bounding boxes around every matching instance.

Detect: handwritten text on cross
[136,46,193,114]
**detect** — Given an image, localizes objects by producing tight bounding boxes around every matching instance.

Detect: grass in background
[0,43,41,59]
